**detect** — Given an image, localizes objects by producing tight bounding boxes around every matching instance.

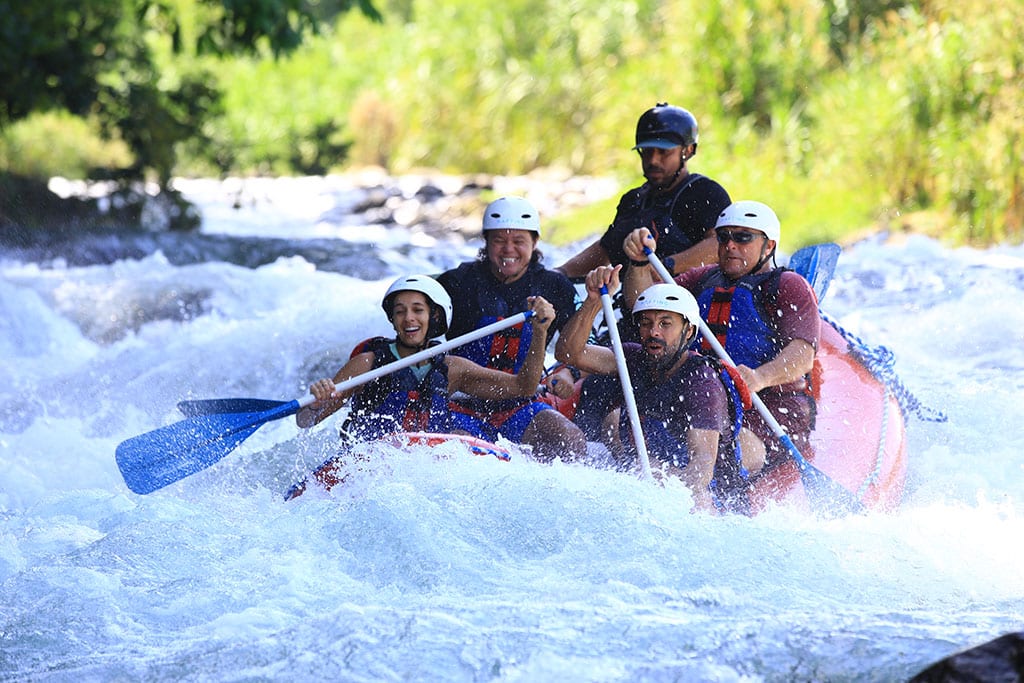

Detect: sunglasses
[636,147,679,158]
[715,229,765,245]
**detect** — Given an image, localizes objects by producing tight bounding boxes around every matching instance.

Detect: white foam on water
[2,179,1023,681]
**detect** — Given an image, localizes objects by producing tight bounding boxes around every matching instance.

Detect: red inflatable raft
[747,316,908,514]
[284,431,513,500]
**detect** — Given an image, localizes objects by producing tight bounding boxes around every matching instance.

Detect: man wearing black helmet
[556,103,731,280]
[555,104,731,443]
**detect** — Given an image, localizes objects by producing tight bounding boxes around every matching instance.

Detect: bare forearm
[295,356,370,428]
[622,262,657,310]
[554,298,618,375]
[514,322,549,395]
[555,240,608,279]
[665,235,718,276]
[296,394,346,428]
[742,339,815,392]
[555,297,601,365]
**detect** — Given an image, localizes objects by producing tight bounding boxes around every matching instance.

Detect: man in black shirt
[556,103,731,280]
[556,104,732,441]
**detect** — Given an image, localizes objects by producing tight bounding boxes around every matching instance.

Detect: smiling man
[622,200,821,485]
[436,196,586,461]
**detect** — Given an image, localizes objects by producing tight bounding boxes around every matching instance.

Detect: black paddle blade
[116,400,300,494]
[178,398,289,417]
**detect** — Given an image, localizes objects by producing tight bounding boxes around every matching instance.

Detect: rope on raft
[821,311,948,423]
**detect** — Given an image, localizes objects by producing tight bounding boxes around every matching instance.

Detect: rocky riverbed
[170,167,621,243]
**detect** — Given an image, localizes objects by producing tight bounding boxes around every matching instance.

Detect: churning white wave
[2,177,1023,682]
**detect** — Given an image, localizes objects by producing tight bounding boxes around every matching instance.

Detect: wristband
[629,259,649,267]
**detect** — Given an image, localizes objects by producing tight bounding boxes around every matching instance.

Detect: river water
[2,176,1023,681]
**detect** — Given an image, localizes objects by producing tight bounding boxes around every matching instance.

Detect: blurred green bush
[3,0,1020,246]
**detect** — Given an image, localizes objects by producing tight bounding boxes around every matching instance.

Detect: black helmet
[633,103,699,151]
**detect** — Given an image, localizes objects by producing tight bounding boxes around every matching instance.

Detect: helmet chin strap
[642,335,689,379]
[728,243,777,281]
[750,243,777,275]
[648,149,689,192]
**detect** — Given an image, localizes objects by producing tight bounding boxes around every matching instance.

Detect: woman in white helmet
[296,274,558,445]
[623,200,821,494]
[436,196,586,462]
[555,266,747,513]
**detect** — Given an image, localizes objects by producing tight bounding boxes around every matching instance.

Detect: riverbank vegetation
[2,0,1021,247]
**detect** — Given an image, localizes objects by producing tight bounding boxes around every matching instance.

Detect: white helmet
[715,200,781,242]
[482,196,541,235]
[632,283,701,327]
[382,274,453,339]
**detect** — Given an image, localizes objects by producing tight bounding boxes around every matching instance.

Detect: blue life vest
[342,337,453,439]
[458,313,533,374]
[436,260,577,373]
[618,345,753,513]
[695,268,784,368]
[619,349,746,470]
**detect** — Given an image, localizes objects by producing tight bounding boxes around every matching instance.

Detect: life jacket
[619,348,747,471]
[696,268,783,367]
[616,345,758,514]
[479,317,530,374]
[706,357,755,514]
[607,173,704,258]
[341,337,452,438]
[440,262,538,373]
[695,267,821,403]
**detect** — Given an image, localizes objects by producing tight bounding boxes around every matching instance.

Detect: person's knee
[738,427,766,474]
[524,411,586,461]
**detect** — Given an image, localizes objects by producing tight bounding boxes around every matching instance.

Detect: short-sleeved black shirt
[600,173,731,266]
[436,259,577,344]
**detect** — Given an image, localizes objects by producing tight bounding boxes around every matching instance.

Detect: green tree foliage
[0,0,379,186]
[3,0,1021,244]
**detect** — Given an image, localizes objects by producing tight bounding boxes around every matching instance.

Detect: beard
[640,338,681,377]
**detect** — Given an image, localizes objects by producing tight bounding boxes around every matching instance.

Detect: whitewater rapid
[2,176,1023,681]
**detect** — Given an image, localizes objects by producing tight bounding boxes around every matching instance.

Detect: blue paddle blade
[779,435,865,518]
[178,398,290,417]
[789,243,841,302]
[116,400,301,494]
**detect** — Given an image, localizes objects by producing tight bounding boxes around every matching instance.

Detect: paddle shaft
[319,310,534,402]
[600,286,653,481]
[116,310,536,495]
